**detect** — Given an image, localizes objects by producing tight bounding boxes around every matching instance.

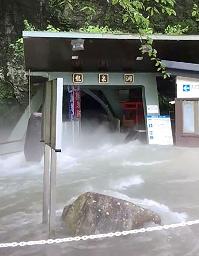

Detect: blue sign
[67,85,74,120]
[183,84,191,92]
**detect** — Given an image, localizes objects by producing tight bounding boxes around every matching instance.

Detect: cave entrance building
[12,31,199,232]
[22,31,199,147]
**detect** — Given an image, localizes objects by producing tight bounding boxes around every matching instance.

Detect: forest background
[0,0,198,104]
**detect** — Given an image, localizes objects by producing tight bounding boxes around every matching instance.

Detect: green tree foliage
[0,21,60,104]
[192,3,199,21]
[0,0,198,102]
[0,21,35,104]
[152,0,199,34]
[48,0,198,34]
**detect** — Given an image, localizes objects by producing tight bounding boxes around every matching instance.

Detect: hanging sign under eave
[67,85,81,121]
[72,73,84,84]
[99,73,109,84]
[69,73,135,85]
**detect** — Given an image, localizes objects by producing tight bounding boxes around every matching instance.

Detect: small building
[1,31,199,155]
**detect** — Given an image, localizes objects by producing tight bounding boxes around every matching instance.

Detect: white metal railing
[1,219,199,248]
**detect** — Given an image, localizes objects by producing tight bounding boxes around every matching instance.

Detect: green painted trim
[31,72,160,115]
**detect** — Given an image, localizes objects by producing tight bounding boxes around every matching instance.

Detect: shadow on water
[1,122,199,255]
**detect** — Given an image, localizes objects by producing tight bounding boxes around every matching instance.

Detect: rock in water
[62,192,161,236]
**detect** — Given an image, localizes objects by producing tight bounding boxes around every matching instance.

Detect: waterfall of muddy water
[1,123,199,256]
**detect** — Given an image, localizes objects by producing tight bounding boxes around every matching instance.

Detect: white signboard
[147,115,173,145]
[43,78,63,152]
[177,76,199,98]
[147,105,159,114]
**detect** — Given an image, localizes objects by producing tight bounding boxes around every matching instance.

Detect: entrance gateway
[21,31,199,233]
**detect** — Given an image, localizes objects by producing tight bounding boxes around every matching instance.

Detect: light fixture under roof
[71,39,85,51]
[136,56,143,61]
[72,55,79,60]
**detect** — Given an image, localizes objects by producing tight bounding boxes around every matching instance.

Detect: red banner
[73,86,81,119]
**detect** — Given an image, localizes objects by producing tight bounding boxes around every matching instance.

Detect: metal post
[43,78,63,236]
[72,120,75,145]
[42,144,51,224]
[49,148,57,236]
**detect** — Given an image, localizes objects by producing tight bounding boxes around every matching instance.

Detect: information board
[177,76,199,98]
[147,105,159,114]
[43,78,63,152]
[147,115,173,145]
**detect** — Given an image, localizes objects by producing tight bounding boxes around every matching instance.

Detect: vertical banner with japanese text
[67,85,81,121]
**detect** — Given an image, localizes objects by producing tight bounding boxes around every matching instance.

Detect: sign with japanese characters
[67,85,81,120]
[147,105,159,114]
[73,86,81,119]
[72,73,83,84]
[147,115,173,145]
[177,76,199,98]
[124,74,134,84]
[99,73,109,84]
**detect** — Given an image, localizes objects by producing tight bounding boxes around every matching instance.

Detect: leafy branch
[165,24,189,35]
[192,4,199,21]
[112,0,176,78]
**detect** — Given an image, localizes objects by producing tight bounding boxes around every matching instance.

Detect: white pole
[48,148,57,236]
[72,120,75,145]
[42,144,50,224]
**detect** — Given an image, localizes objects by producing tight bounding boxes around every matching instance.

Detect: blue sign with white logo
[183,84,191,92]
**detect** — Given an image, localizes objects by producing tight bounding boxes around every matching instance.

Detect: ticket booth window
[183,100,199,134]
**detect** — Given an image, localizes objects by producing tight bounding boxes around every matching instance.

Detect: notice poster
[147,115,173,145]
[73,86,81,119]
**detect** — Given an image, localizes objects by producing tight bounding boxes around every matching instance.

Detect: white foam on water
[58,153,80,172]
[111,175,144,190]
[0,153,24,170]
[133,198,188,223]
[122,160,170,167]
[166,178,199,184]
[1,126,198,255]
[103,190,188,224]
[0,152,42,176]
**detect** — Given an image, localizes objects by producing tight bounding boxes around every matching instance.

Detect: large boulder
[62,192,161,236]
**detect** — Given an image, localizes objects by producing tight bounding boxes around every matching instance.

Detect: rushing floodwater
[1,126,199,256]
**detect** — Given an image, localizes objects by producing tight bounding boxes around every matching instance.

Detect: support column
[42,144,51,224]
[49,148,57,236]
